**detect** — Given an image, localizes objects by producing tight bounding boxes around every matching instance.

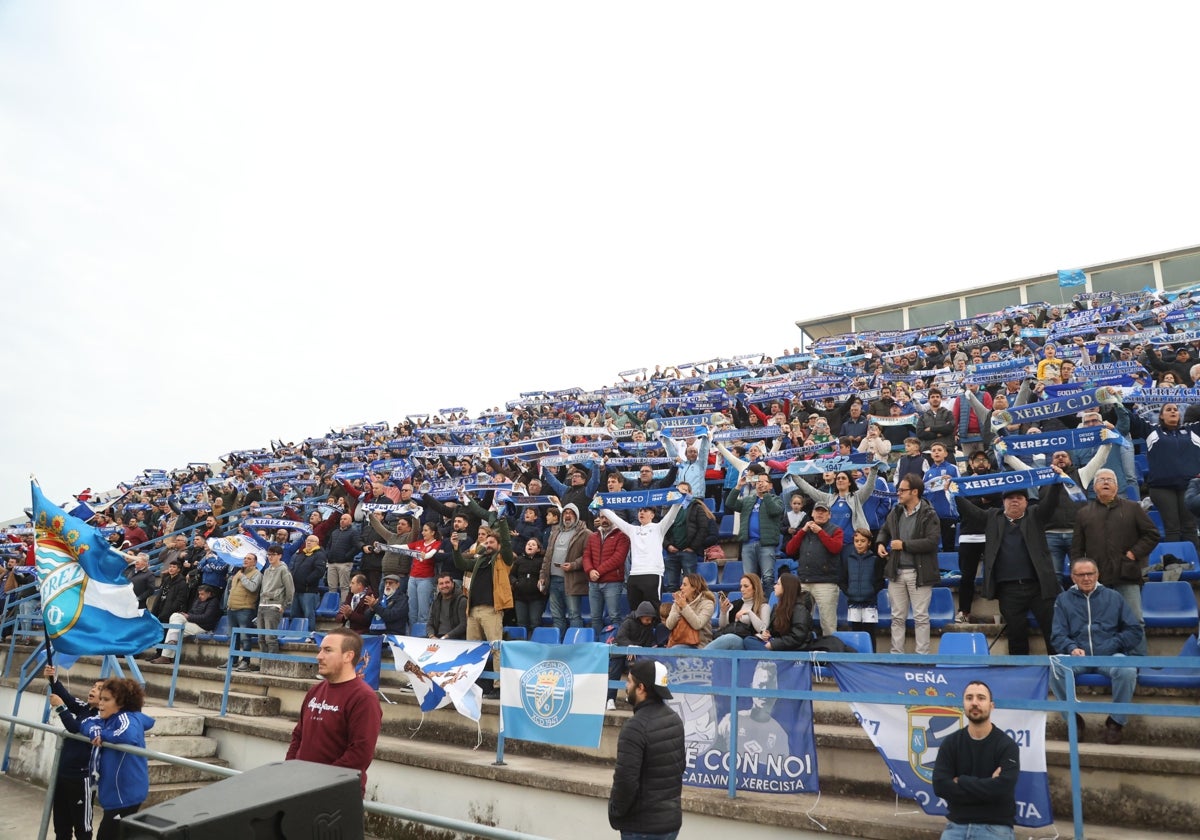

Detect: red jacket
[583,528,630,584]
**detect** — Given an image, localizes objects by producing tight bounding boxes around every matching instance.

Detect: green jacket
[725,487,785,547]
[452,508,515,611]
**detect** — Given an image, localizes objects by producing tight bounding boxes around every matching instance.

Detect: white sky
[3,2,1199,519]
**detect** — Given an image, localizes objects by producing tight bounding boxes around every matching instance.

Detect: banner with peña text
[664,654,819,794]
[830,663,1051,827]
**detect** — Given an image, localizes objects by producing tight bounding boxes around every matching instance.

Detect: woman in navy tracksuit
[1129,400,1200,548]
[83,678,155,840]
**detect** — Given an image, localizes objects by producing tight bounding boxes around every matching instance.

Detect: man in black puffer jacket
[609,659,685,839]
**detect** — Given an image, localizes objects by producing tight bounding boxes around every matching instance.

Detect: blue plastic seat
[279,617,311,643]
[712,560,743,593]
[884,587,954,629]
[315,591,342,618]
[505,626,528,641]
[564,627,595,644]
[1142,581,1200,629]
[717,515,736,539]
[195,615,230,642]
[832,630,873,653]
[1137,635,1200,688]
[938,631,988,656]
[410,622,426,638]
[697,561,719,587]
[530,626,560,645]
[1148,541,1200,582]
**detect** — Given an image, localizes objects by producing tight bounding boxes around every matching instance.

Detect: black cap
[627,659,672,700]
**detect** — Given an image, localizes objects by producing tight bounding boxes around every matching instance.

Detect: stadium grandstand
[4,245,1200,839]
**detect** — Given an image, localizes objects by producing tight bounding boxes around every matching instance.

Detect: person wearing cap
[954,478,1065,655]
[362,574,409,635]
[257,545,295,661]
[783,502,843,638]
[608,659,685,839]
[606,601,660,709]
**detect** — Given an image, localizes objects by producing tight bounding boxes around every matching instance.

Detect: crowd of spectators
[5,283,1200,734]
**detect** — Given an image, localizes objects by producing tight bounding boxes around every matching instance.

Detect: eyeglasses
[1071,571,1098,578]
[897,487,912,493]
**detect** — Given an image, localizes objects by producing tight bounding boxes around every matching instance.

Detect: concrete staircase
[6,629,1199,838]
[111,706,229,809]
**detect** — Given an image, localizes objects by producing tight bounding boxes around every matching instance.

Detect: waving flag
[387,636,490,722]
[205,534,265,568]
[1057,269,1087,288]
[31,482,163,656]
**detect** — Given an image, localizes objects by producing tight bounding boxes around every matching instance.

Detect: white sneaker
[606,699,616,711]
[955,611,967,624]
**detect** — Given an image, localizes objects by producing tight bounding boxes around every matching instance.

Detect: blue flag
[356,633,384,690]
[830,663,1052,827]
[499,641,608,748]
[1057,269,1086,288]
[31,483,163,656]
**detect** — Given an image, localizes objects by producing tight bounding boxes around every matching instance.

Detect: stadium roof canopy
[794,243,1200,344]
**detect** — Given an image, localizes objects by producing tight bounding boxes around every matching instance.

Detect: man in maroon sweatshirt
[286,628,382,795]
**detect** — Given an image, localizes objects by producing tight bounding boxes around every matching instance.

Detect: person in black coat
[954,481,1065,655]
[150,561,190,624]
[609,659,685,838]
[45,664,103,840]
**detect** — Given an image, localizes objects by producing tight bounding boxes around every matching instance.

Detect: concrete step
[143,706,207,737]
[146,735,220,759]
[148,757,230,785]
[198,689,281,716]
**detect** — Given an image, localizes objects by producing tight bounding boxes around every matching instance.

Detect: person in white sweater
[599,504,681,611]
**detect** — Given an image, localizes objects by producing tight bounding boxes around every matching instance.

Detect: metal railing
[9,624,1200,839]
[0,711,554,840]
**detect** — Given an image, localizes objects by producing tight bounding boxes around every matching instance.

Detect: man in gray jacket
[257,545,295,660]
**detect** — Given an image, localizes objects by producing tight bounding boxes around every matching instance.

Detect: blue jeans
[514,598,546,633]
[663,550,698,592]
[705,632,746,650]
[589,581,624,636]
[740,541,776,588]
[940,823,1014,840]
[548,576,582,637]
[292,592,318,633]
[1114,582,1148,657]
[1048,652,1138,725]
[1045,531,1072,580]
[408,576,435,627]
[621,832,679,840]
[229,608,256,663]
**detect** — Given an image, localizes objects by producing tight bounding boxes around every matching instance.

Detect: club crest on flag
[907,705,963,784]
[521,659,573,728]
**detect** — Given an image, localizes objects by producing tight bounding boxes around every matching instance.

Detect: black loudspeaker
[119,760,363,839]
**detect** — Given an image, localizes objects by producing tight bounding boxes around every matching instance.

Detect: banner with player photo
[662,654,819,795]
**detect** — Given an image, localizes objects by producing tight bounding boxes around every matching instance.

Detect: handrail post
[494,641,506,766]
[37,729,64,840]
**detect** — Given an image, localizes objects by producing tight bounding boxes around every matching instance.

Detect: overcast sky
[3,2,1199,520]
